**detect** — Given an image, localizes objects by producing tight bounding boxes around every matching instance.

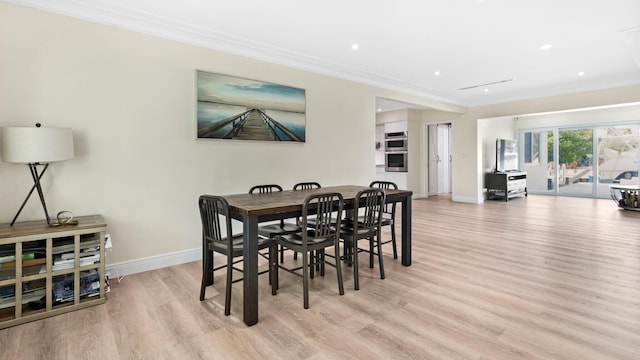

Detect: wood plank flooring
[1,194,639,359]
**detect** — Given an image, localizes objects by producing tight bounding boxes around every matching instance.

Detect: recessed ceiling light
[484,88,489,92]
[434,71,440,76]
[578,71,585,76]
[540,44,553,50]
[351,43,359,50]
[377,108,382,112]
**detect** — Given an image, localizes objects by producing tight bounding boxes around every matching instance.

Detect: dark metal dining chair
[369,180,398,259]
[250,184,302,262]
[339,188,386,290]
[248,184,283,194]
[272,192,345,309]
[290,182,322,265]
[293,182,321,191]
[198,195,277,316]
[290,182,322,230]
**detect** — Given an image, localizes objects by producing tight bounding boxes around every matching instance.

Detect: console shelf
[609,185,640,211]
[486,171,527,202]
[0,215,106,329]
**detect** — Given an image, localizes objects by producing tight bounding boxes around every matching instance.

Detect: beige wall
[2,3,640,273]
[0,3,390,268]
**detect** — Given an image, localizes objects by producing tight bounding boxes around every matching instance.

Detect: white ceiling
[7,0,640,110]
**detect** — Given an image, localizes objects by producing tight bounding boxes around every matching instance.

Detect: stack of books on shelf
[0,251,16,281]
[0,285,15,310]
[1,251,47,279]
[0,281,46,310]
[52,270,100,304]
[52,236,101,271]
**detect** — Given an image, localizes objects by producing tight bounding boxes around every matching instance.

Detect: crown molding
[7,0,464,108]
[6,0,640,109]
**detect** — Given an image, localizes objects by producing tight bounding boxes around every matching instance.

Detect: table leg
[401,195,412,266]
[243,215,259,326]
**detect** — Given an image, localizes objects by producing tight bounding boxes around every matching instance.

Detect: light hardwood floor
[1,194,639,359]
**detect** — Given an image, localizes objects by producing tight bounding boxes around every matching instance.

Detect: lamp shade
[1,126,74,163]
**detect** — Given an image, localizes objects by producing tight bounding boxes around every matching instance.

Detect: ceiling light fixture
[351,43,359,50]
[434,71,440,76]
[540,44,553,50]
[578,71,585,76]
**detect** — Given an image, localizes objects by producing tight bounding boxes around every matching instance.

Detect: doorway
[426,123,452,196]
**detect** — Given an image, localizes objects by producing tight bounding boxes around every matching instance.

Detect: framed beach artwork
[196,70,306,142]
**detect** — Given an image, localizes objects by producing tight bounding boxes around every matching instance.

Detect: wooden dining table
[222,184,413,326]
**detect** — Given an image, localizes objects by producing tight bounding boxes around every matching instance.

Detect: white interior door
[438,125,451,193]
[428,123,452,195]
[428,124,439,196]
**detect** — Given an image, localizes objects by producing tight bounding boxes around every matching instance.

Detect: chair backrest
[369,180,397,216]
[369,180,398,191]
[249,184,283,194]
[198,195,233,249]
[301,192,344,244]
[293,182,321,190]
[353,188,386,235]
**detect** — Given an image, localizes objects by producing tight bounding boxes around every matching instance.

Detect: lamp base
[10,163,52,226]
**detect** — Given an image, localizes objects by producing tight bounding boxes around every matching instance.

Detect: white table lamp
[1,124,74,226]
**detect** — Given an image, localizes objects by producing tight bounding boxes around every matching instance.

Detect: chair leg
[353,238,360,291]
[377,233,385,280]
[302,250,310,309]
[280,245,284,263]
[319,250,325,276]
[224,255,233,316]
[200,248,213,301]
[315,251,322,272]
[334,243,344,296]
[270,242,278,295]
[391,222,398,259]
[200,276,206,301]
[343,240,353,267]
[200,251,208,301]
[369,237,374,268]
[343,243,350,266]
[310,251,315,279]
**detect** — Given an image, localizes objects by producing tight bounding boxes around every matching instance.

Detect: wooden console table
[0,215,107,329]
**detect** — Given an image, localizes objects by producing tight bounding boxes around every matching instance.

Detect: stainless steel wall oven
[385,151,408,172]
[385,131,408,172]
[384,131,407,152]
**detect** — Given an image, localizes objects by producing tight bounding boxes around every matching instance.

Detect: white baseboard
[452,195,483,203]
[105,247,201,277]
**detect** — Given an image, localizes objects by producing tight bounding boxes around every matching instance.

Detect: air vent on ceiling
[459,78,515,91]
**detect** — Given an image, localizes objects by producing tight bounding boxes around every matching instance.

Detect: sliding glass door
[597,127,639,194]
[522,130,556,193]
[557,129,594,196]
[521,124,640,198]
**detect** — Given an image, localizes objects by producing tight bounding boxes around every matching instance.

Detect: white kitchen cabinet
[385,172,408,190]
[375,125,385,166]
[384,120,408,134]
[376,164,386,180]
